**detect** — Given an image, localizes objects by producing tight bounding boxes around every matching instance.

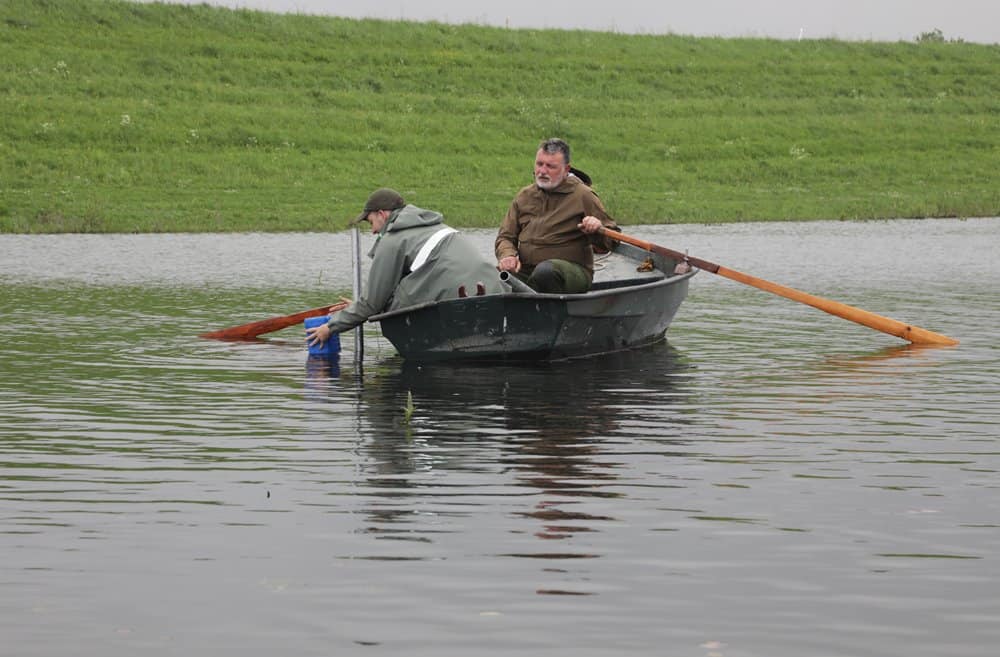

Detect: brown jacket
[495,177,619,275]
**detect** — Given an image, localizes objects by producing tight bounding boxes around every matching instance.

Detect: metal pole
[351,225,364,364]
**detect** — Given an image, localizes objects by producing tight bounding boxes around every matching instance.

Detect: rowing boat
[369,241,695,361]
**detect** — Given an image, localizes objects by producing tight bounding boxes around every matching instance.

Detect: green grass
[1,0,998,233]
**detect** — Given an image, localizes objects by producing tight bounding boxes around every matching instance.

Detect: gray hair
[538,138,570,164]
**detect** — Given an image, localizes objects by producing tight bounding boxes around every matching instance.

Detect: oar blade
[714,265,959,346]
[200,301,349,341]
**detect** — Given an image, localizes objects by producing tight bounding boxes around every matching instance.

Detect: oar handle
[602,228,720,273]
[599,228,958,346]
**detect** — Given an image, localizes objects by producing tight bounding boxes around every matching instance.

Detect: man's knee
[527,260,561,293]
[527,259,590,294]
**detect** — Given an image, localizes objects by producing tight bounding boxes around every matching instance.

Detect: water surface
[2,218,998,657]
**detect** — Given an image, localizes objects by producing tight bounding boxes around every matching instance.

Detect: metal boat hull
[370,242,694,361]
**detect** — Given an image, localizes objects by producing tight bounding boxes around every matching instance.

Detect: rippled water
[2,218,998,657]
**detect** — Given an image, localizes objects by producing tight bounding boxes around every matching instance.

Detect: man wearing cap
[307,188,503,348]
[495,138,619,294]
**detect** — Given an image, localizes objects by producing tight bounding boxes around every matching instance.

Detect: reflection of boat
[369,242,695,361]
[342,345,698,568]
[360,343,697,459]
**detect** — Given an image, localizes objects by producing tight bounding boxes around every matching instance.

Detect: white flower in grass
[120,114,132,127]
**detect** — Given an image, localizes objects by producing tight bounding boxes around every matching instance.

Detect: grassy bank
[1,0,998,233]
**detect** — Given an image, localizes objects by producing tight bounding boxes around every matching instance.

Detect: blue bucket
[304,315,341,357]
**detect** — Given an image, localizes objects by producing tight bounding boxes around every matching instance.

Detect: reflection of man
[495,138,620,293]
[308,188,503,348]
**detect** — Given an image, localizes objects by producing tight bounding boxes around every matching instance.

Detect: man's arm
[495,201,522,264]
[582,190,619,251]
[325,235,408,335]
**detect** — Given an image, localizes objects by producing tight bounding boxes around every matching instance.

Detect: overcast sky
[158,0,999,43]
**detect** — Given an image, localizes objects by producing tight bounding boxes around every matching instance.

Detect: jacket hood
[368,204,445,258]
[383,204,444,233]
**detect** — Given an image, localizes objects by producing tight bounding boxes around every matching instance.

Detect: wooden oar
[600,228,958,346]
[200,300,350,340]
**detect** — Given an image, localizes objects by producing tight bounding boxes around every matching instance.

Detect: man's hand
[306,323,332,347]
[578,216,603,234]
[498,255,521,272]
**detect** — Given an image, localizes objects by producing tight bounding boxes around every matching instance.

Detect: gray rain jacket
[326,204,503,335]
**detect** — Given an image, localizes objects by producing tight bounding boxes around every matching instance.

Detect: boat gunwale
[368,267,697,323]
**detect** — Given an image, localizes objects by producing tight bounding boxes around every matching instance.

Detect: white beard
[535,174,561,190]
